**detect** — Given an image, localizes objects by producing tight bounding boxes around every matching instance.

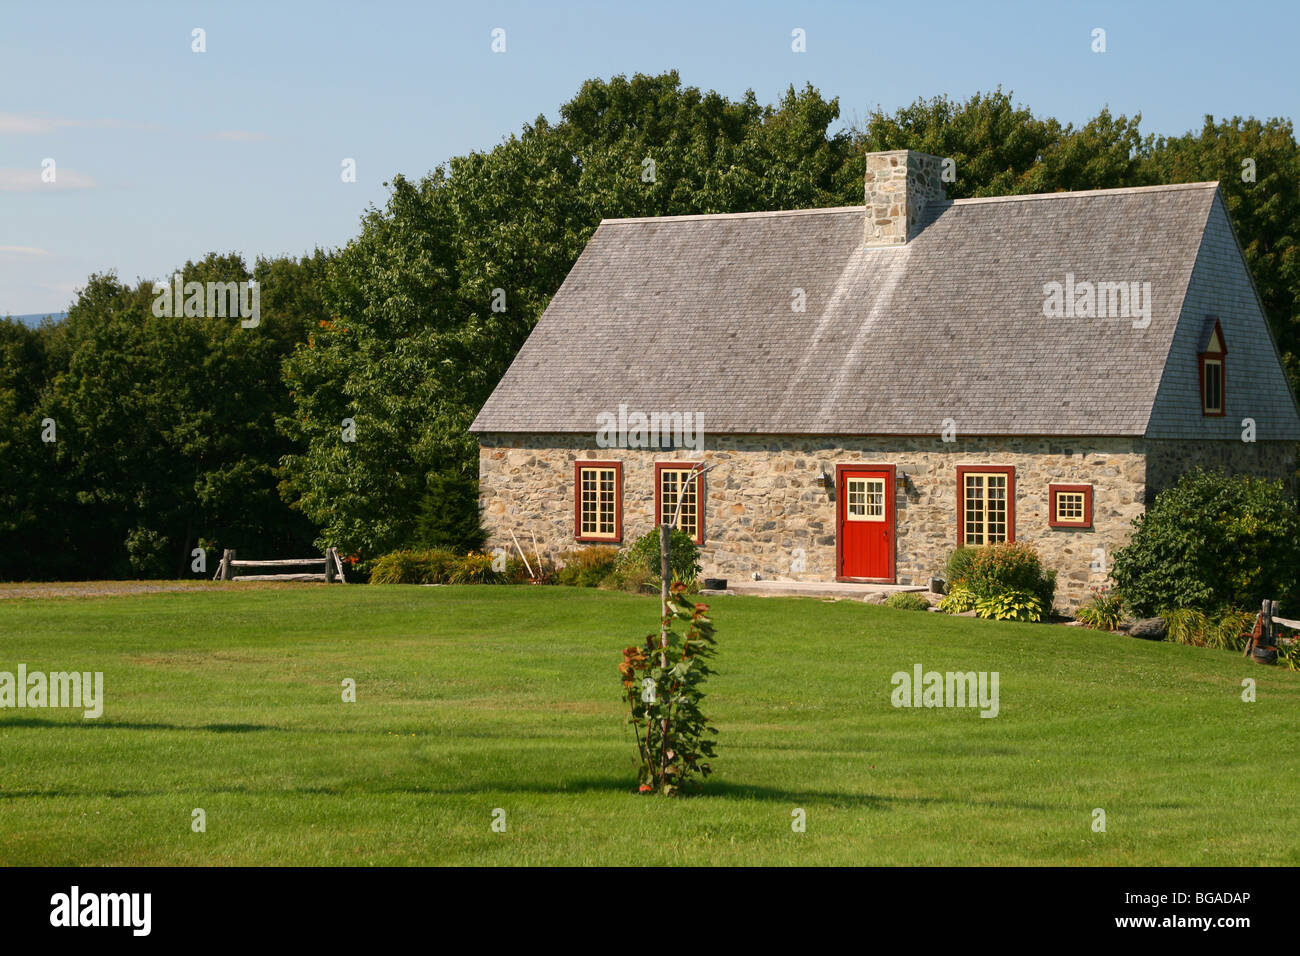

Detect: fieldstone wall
[1142,438,1295,502]
[477,432,1164,611]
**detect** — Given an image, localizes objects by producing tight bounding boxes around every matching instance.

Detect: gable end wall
[1146,191,1300,440]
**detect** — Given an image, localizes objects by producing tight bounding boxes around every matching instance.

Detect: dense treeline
[3,74,1298,579]
[1,253,327,578]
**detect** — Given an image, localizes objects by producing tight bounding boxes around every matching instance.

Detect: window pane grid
[660,469,698,540]
[865,479,884,518]
[580,467,617,538]
[847,479,866,516]
[964,473,1008,545]
[1056,492,1084,523]
[846,477,887,523]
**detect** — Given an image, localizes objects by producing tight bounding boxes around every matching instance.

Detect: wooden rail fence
[214,548,346,584]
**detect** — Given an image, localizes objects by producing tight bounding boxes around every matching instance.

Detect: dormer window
[1198,317,1226,417]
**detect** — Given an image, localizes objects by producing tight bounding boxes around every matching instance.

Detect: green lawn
[1,584,1297,866]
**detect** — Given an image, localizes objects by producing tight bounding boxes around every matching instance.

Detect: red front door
[838,468,894,580]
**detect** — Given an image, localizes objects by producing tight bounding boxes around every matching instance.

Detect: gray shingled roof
[472,181,1290,437]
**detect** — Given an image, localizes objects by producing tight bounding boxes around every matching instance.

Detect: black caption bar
[0,866,1282,944]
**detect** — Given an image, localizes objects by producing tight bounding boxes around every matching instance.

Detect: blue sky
[3,0,1297,315]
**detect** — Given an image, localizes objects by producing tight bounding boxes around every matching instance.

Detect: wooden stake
[659,522,671,653]
[530,531,543,575]
[509,529,534,578]
[655,461,715,792]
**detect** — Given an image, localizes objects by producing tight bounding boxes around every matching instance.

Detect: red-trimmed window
[957,466,1015,546]
[1049,483,1093,529]
[1199,320,1226,416]
[655,463,705,545]
[574,461,622,542]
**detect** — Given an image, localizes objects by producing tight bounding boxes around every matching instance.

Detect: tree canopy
[4,74,1299,578]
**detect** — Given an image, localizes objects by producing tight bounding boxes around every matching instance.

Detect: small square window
[1049,484,1093,529]
[1056,492,1085,522]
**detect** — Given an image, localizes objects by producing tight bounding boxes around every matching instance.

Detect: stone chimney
[863,150,947,246]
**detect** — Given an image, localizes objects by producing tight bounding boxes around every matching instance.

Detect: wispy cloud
[0,246,51,257]
[0,112,157,134]
[0,168,96,191]
[1,113,265,143]
[204,129,271,143]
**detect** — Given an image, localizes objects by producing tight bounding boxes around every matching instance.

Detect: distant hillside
[6,312,68,327]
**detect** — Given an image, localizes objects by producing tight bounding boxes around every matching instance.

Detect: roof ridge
[942,181,1219,207]
[597,181,1220,227]
[599,205,864,226]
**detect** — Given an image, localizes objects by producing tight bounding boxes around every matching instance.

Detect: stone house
[470,150,1300,609]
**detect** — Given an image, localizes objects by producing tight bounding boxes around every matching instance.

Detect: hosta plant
[938,586,978,614]
[975,589,1044,623]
